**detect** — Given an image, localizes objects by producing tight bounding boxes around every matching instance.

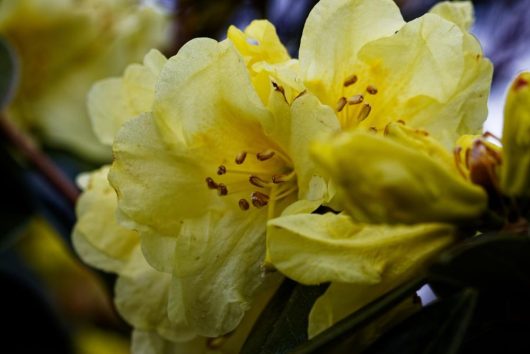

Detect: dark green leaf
[363,288,477,354]
[0,37,18,109]
[291,277,425,354]
[240,279,328,354]
[428,233,530,297]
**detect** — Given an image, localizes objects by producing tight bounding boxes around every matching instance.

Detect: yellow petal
[116,248,196,343]
[501,72,530,197]
[268,213,455,285]
[169,210,271,337]
[72,166,138,273]
[429,1,474,30]
[109,113,211,238]
[299,0,404,106]
[312,131,487,224]
[154,38,270,149]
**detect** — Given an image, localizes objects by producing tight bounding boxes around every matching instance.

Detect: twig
[0,114,80,206]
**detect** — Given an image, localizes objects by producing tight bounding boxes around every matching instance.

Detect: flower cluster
[71,0,530,353]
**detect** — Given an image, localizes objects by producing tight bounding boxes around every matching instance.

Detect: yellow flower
[75,50,278,353]
[501,72,530,197]
[108,36,339,337]
[265,0,492,337]
[0,0,169,160]
[298,0,491,148]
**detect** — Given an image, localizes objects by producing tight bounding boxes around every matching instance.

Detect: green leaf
[240,279,328,354]
[0,37,18,109]
[362,288,477,354]
[291,277,425,354]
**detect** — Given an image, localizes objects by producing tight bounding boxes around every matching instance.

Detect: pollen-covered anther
[347,94,363,105]
[205,177,218,189]
[257,149,275,161]
[249,175,270,188]
[366,85,378,95]
[238,198,250,211]
[217,183,228,196]
[343,74,358,87]
[368,127,378,134]
[217,165,227,175]
[272,171,295,184]
[336,97,347,112]
[251,191,269,208]
[235,151,247,164]
[357,103,372,121]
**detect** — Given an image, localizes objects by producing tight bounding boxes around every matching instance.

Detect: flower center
[204,147,297,214]
[334,72,379,130]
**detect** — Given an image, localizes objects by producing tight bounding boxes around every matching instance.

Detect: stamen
[347,94,364,105]
[257,149,275,161]
[235,151,247,165]
[369,127,378,134]
[217,165,227,175]
[217,183,228,196]
[205,177,218,189]
[239,198,250,211]
[272,171,296,184]
[343,74,358,87]
[336,97,347,112]
[397,119,406,125]
[273,186,297,201]
[251,191,269,208]
[366,85,378,95]
[249,175,271,188]
[357,104,371,121]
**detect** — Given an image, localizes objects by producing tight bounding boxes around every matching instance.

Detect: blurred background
[0,0,528,353]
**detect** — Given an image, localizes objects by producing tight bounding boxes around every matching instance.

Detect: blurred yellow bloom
[501,72,530,197]
[298,0,491,148]
[109,37,338,337]
[0,0,169,160]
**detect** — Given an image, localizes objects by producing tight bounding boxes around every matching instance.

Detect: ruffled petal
[72,166,138,273]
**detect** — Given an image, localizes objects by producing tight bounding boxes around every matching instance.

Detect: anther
[357,104,371,121]
[235,151,247,164]
[205,177,218,189]
[343,74,358,87]
[251,191,269,208]
[397,119,406,125]
[347,94,363,105]
[239,198,250,211]
[366,85,378,95]
[272,171,295,184]
[257,149,275,161]
[217,165,227,175]
[217,183,228,196]
[336,97,347,112]
[368,127,378,134]
[249,175,269,188]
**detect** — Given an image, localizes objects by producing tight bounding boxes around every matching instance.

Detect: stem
[0,114,80,206]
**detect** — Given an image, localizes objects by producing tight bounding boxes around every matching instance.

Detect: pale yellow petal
[289,94,340,201]
[109,113,211,238]
[72,166,138,273]
[88,78,134,146]
[429,1,474,30]
[299,0,404,105]
[501,72,530,197]
[154,38,270,149]
[116,247,196,343]
[169,210,271,337]
[268,213,455,285]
